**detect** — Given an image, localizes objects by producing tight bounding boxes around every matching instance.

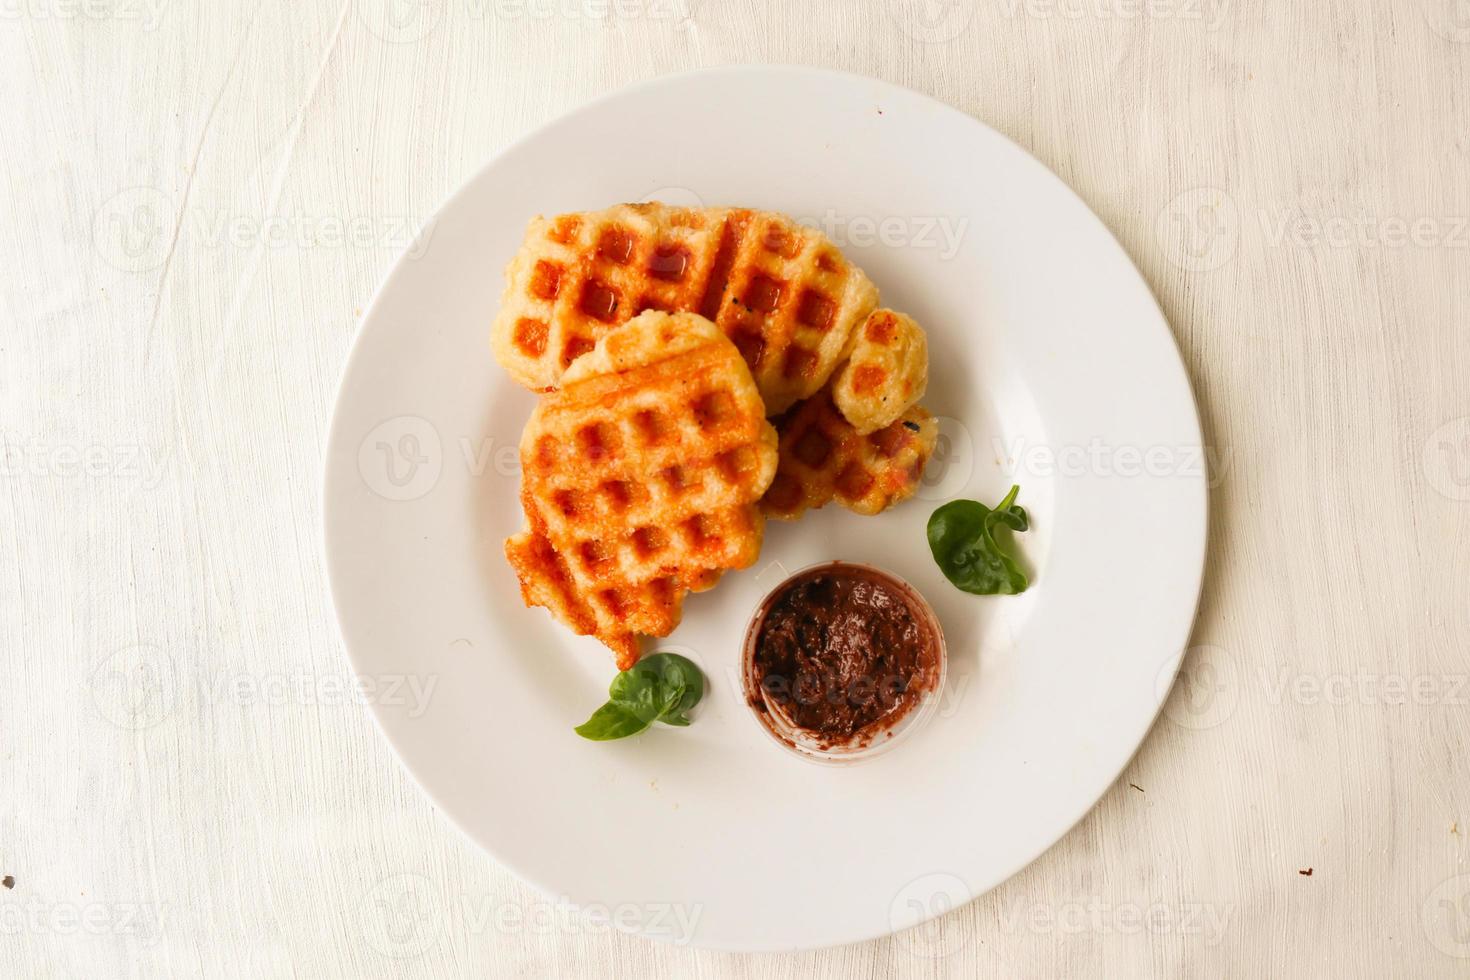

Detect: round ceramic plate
[323,66,1206,953]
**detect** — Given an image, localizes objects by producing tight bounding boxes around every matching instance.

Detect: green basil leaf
[638,652,704,724]
[608,663,670,724]
[574,652,706,740]
[995,506,1029,532]
[574,701,653,740]
[927,485,1031,595]
[987,485,1029,533]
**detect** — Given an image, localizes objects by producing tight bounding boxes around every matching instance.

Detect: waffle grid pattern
[700,210,880,413]
[762,390,938,520]
[492,204,878,414]
[506,313,777,667]
[832,309,929,433]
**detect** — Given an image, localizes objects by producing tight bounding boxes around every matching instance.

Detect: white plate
[323,66,1206,953]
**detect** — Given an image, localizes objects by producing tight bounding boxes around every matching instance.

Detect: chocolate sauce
[747,563,941,748]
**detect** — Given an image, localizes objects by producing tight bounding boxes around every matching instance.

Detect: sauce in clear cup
[741,561,947,765]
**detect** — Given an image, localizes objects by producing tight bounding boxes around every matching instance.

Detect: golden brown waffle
[833,309,929,434]
[491,203,880,414]
[761,389,938,520]
[505,311,778,667]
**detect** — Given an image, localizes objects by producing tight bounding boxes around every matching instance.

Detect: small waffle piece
[761,389,938,520]
[491,203,879,414]
[505,310,778,667]
[832,309,929,434]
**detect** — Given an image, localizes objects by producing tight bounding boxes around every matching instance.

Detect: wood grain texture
[2,0,1467,976]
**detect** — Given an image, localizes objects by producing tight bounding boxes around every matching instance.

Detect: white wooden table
[4,2,1468,976]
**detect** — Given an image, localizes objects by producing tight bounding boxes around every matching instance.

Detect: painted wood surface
[3,1,1468,975]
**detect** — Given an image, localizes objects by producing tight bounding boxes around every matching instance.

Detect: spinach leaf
[607,664,677,724]
[927,485,1032,595]
[574,701,655,741]
[575,652,705,741]
[641,652,704,725]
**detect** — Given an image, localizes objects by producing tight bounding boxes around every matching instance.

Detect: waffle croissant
[833,309,929,434]
[762,388,938,520]
[491,203,881,414]
[505,310,778,667]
